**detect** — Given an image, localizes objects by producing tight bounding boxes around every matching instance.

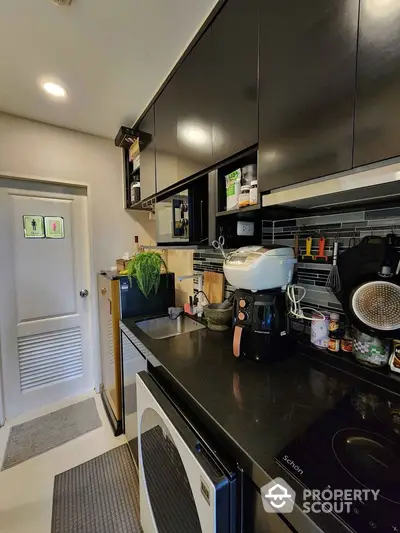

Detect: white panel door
[0,188,93,419]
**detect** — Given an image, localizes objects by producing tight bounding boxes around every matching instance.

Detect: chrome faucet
[177,273,207,311]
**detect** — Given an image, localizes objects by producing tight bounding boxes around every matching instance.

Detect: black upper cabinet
[155,27,214,192]
[258,0,358,193]
[138,105,156,200]
[211,0,258,163]
[354,1,400,167]
[155,0,259,193]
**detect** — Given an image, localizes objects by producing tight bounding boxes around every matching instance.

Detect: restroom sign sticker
[23,215,45,238]
[45,216,64,239]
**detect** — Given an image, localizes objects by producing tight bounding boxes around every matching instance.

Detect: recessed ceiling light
[42,81,67,98]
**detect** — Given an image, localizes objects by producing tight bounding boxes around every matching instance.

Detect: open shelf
[216,203,260,217]
[216,147,258,213]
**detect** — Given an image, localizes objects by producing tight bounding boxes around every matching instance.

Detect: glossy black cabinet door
[211,0,258,164]
[155,27,214,192]
[139,105,156,200]
[354,1,400,167]
[258,1,358,193]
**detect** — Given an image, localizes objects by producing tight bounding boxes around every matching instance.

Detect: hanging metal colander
[352,280,400,331]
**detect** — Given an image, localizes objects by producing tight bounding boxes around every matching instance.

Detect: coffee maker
[224,245,297,362]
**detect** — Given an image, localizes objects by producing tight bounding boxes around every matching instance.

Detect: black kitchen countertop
[120,316,400,533]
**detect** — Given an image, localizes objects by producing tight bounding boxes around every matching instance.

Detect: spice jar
[328,337,340,353]
[249,180,258,205]
[238,185,250,208]
[328,313,340,336]
[341,327,353,354]
[328,312,342,353]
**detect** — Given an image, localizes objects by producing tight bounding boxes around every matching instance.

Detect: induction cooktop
[276,390,400,533]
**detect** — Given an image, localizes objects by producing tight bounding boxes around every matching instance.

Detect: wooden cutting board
[203,271,225,304]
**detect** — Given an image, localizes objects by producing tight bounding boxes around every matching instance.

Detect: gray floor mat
[51,444,141,533]
[2,398,102,470]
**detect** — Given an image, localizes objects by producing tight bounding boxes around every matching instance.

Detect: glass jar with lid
[238,185,250,208]
[130,181,141,205]
[249,180,258,205]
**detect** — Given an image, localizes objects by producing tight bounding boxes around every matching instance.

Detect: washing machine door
[137,372,234,533]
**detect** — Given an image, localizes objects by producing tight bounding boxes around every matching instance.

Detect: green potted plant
[127,251,168,298]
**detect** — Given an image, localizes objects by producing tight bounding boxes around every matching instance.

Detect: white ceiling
[0,0,218,138]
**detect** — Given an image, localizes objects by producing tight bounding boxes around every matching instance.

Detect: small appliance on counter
[97,271,175,435]
[224,245,296,362]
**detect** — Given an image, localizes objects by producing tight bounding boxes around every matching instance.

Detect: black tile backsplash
[262,206,400,329]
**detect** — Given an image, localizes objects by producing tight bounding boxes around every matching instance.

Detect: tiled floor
[0,393,129,533]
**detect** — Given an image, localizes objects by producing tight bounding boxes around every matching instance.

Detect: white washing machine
[136,371,238,533]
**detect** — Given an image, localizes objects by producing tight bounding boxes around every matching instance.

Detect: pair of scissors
[212,235,226,258]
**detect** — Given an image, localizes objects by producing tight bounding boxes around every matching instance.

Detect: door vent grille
[18,327,83,392]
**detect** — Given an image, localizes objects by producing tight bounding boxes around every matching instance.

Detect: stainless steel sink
[136,315,205,339]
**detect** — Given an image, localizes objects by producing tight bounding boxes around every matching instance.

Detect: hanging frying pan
[342,266,400,338]
[337,235,400,304]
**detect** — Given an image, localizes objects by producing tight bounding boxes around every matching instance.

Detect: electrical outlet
[237,221,255,236]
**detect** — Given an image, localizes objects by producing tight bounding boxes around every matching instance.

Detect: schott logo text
[282,455,304,476]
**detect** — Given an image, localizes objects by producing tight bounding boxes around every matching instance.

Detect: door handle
[80,289,89,298]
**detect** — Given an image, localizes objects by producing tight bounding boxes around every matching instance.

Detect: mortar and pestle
[203,294,233,331]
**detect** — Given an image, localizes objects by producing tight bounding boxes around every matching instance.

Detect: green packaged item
[225,169,241,210]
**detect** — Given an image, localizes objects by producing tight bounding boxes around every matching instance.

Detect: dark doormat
[51,444,141,533]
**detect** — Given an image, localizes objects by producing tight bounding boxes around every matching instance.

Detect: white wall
[0,112,156,271]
